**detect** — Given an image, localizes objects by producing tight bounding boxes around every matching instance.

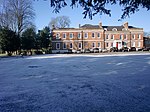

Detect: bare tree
[0,0,35,35]
[49,16,71,29]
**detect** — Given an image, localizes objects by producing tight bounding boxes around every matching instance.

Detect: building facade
[52,22,144,53]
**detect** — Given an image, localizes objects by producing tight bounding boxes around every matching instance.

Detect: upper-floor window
[84,33,88,38]
[104,28,107,31]
[78,33,81,39]
[70,33,73,39]
[120,34,123,40]
[106,34,109,40]
[132,34,135,39]
[138,34,141,39]
[63,33,66,39]
[92,33,95,38]
[56,43,60,49]
[111,35,114,40]
[97,33,101,38]
[56,33,60,39]
[112,28,117,31]
[124,34,127,40]
[111,43,113,47]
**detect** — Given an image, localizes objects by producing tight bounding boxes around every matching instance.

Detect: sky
[33,1,150,32]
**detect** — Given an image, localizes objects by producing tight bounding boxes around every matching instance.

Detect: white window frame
[97,33,101,38]
[106,34,109,40]
[120,34,123,40]
[98,42,101,48]
[92,42,96,48]
[132,42,135,47]
[138,42,141,47]
[78,33,81,39]
[56,33,60,39]
[138,34,141,39]
[84,33,88,39]
[56,43,60,49]
[92,32,95,38]
[111,35,114,40]
[63,43,67,49]
[70,33,73,39]
[132,34,135,39]
[63,33,66,39]
[124,34,127,40]
[78,42,82,49]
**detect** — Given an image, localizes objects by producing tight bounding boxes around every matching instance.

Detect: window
[70,33,73,39]
[138,42,141,47]
[132,42,135,47]
[106,34,109,40]
[106,43,109,47]
[92,42,95,48]
[124,34,127,40]
[63,33,66,39]
[78,43,82,49]
[120,34,123,40]
[138,34,141,39]
[112,28,117,31]
[63,43,66,49]
[92,33,95,38]
[56,33,60,39]
[78,33,81,39]
[132,34,135,39]
[111,43,113,47]
[98,42,101,47]
[70,43,73,49]
[111,35,114,40]
[84,33,88,38]
[56,43,60,49]
[97,33,101,38]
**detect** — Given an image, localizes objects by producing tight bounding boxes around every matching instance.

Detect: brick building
[52,22,144,53]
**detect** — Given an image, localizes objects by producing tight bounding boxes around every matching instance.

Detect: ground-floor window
[92,42,95,48]
[106,43,109,47]
[138,42,141,47]
[70,43,73,49]
[111,43,113,47]
[78,42,82,49]
[98,42,101,47]
[132,42,135,47]
[63,43,66,49]
[56,43,60,49]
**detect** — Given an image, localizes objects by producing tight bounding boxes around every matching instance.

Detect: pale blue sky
[33,1,150,32]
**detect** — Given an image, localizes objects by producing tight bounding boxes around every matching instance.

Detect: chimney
[99,22,102,28]
[123,22,128,29]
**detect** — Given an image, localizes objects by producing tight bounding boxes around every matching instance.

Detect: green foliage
[36,27,51,50]
[21,28,36,50]
[48,0,150,19]
[0,27,20,54]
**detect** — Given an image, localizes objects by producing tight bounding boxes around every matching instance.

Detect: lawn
[0,53,150,112]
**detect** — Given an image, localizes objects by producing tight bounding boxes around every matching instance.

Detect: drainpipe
[81,31,84,52]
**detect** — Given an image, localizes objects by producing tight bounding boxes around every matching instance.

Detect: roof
[53,24,143,31]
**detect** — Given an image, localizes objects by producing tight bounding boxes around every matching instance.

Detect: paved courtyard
[0,53,150,112]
